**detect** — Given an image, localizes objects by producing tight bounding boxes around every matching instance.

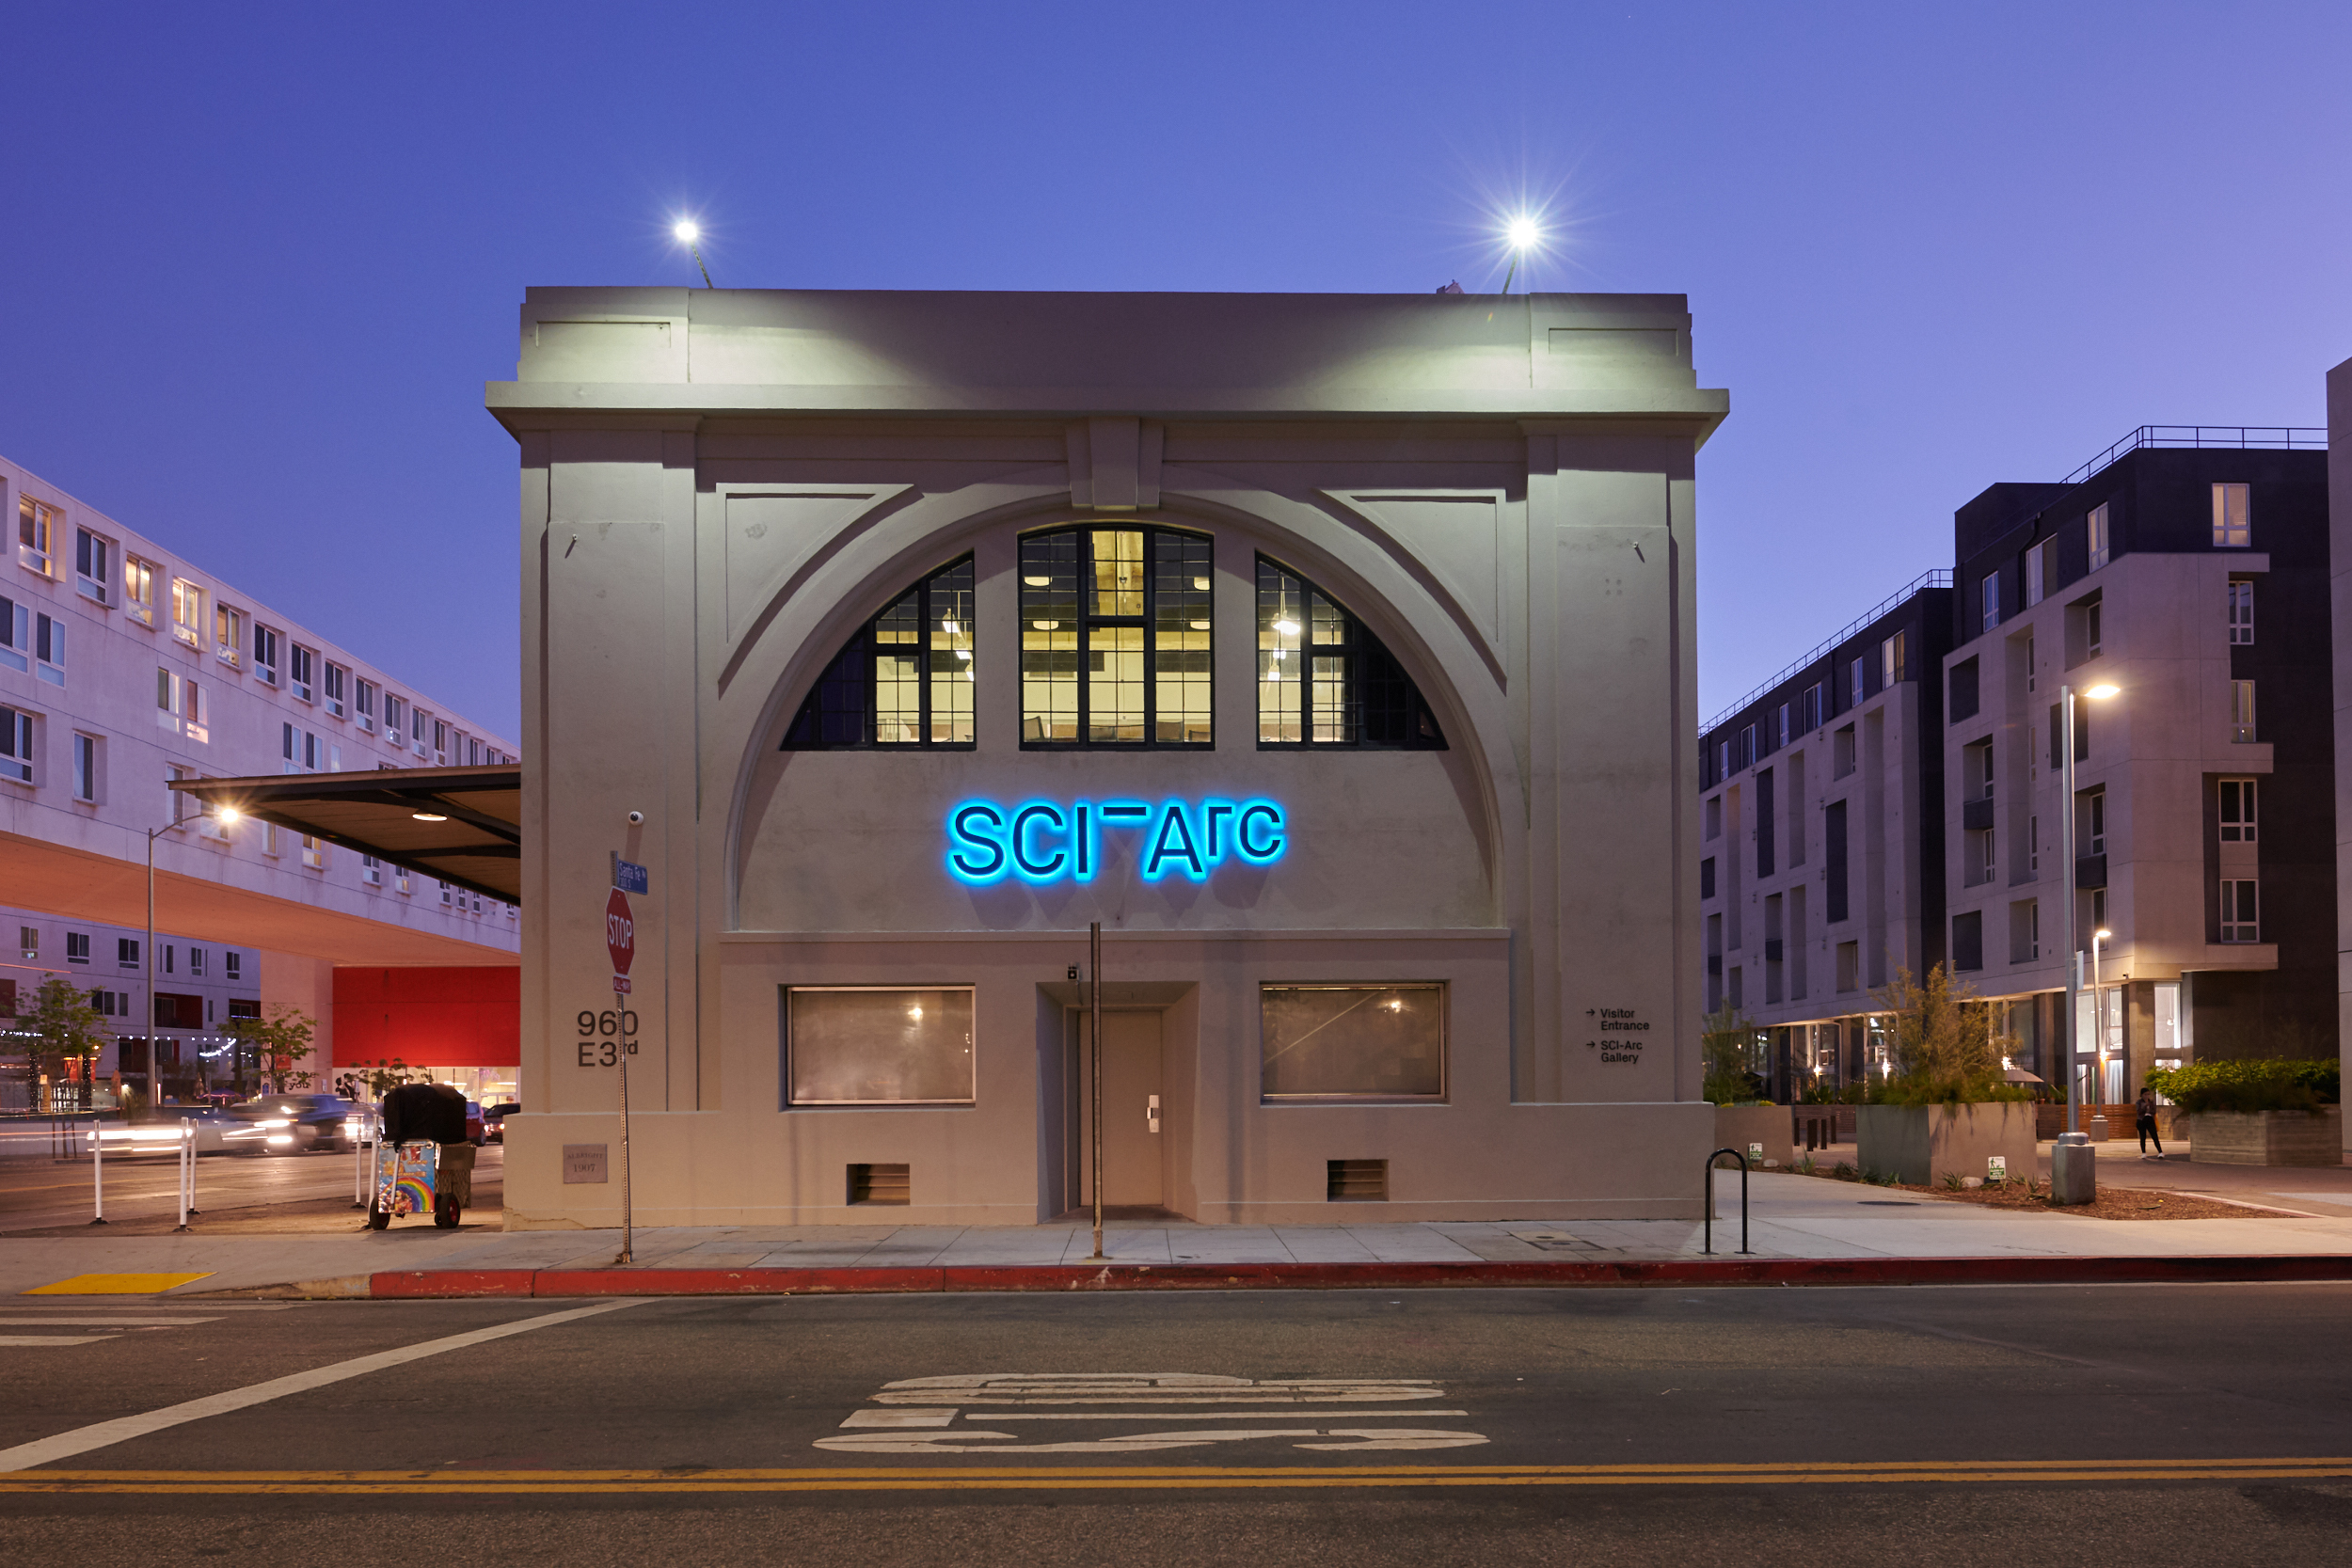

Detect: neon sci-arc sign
[946,798,1287,886]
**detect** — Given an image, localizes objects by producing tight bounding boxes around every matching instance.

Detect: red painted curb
[532,1267,947,1297]
[358,1254,2352,1299]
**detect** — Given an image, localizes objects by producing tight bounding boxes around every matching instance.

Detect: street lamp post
[2055,681,2117,1202]
[2090,926,2112,1112]
[142,805,236,1110]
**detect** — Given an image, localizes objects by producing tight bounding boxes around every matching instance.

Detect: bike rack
[1704,1147,1750,1256]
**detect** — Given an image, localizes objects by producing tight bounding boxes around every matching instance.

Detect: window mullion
[863,615,882,747]
[915,581,931,747]
[1141,530,1157,749]
[1076,531,1092,746]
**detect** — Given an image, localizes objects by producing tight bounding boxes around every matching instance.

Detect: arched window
[1019,525,1212,746]
[1257,557,1445,749]
[782,558,975,748]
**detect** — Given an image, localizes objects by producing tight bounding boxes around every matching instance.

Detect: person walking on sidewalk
[2136,1086,2165,1158]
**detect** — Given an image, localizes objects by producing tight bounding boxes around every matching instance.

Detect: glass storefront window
[785,987,976,1106]
[1260,983,1445,1101]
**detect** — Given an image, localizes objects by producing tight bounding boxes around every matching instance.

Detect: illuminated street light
[2057,678,2122,1199]
[673,218,714,289]
[1501,216,1542,293]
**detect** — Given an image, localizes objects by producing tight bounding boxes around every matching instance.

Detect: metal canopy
[168,766,522,905]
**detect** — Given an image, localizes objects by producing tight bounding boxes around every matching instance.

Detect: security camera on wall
[627,811,644,825]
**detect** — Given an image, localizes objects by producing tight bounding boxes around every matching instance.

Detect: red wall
[333,967,519,1068]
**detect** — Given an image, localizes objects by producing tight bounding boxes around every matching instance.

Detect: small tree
[352,1057,417,1100]
[1701,1002,1766,1104]
[1869,964,2022,1104]
[23,974,110,1112]
[220,1006,317,1094]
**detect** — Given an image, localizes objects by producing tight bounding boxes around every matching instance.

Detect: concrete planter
[1713,1104,1791,1169]
[1856,1102,2038,1186]
[2187,1107,2343,1167]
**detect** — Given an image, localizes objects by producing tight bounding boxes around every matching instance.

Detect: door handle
[1147,1094,1161,1134]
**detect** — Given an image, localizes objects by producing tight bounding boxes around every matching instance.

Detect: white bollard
[170,1119,199,1231]
[89,1127,106,1226]
[353,1114,371,1208]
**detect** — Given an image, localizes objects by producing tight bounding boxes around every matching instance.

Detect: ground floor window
[785,986,975,1106]
[1260,983,1444,1101]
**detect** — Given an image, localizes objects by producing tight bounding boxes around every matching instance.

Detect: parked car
[228,1094,357,1154]
[483,1102,519,1143]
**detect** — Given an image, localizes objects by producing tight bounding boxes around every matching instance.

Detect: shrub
[2146,1058,2340,1115]
[1701,1004,1769,1105]
[1864,965,2031,1104]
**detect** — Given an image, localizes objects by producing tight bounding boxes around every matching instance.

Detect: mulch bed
[1788,1167,2266,1221]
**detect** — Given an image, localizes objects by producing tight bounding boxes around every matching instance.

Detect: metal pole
[613,985,633,1266]
[1089,920,1104,1262]
[2098,940,2117,1109]
[2060,684,2079,1136]
[174,1122,189,1231]
[147,827,158,1115]
[88,1127,104,1225]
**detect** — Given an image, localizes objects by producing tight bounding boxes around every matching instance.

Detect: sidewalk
[6,1171,2351,1299]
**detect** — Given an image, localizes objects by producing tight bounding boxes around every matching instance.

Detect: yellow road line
[3,1459,2345,1495]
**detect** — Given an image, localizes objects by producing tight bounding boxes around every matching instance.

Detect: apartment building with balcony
[1940,433,2333,1101]
[1697,575,1953,1097]
[1,452,520,1107]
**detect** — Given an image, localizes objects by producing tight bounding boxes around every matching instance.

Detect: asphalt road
[3,1283,2349,1565]
[0,1145,501,1232]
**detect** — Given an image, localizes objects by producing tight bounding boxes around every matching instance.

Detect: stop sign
[606,888,635,982]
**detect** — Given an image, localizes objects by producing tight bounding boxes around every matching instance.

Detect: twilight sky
[4,2,2345,737]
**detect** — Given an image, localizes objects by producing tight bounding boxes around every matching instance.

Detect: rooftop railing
[1700,568,1951,737]
[2058,425,2326,489]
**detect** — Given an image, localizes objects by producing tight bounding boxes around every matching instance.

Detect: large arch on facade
[716,480,1520,928]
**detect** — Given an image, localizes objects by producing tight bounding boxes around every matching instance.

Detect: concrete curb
[203,1253,2352,1299]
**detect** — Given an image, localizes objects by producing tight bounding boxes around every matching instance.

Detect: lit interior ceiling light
[413,812,448,822]
[908,1006,924,1020]
[1190,620,1210,630]
[1032,620,1059,631]
[1192,578,1210,591]
[1023,576,1051,587]
[1274,620,1300,636]
[942,620,961,635]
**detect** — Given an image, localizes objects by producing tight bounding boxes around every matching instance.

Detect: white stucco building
[493,287,1726,1225]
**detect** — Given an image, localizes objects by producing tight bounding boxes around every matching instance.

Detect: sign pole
[1089,919,1104,1262]
[614,978,632,1266]
[606,873,640,1267]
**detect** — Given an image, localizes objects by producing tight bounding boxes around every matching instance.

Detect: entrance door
[1076,1011,1164,1210]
